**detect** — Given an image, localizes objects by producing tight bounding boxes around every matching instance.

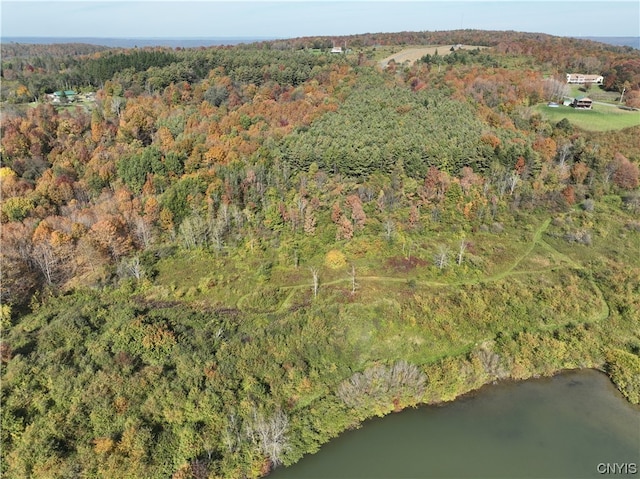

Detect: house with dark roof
[571,97,593,109]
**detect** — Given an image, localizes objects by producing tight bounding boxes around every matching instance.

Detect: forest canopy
[1,30,639,479]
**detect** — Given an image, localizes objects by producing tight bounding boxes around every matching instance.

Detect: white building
[566,74,604,85]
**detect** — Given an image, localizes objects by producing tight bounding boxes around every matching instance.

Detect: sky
[1,1,639,39]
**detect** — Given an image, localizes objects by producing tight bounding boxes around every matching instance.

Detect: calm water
[271,369,639,479]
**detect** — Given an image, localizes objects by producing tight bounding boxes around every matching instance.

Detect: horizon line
[4,33,639,38]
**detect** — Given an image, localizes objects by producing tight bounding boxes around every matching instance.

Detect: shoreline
[266,366,638,477]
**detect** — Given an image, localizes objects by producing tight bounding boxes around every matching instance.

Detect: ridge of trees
[0,42,111,60]
[4,30,640,102]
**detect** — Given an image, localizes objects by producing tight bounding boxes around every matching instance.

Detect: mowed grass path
[536,103,640,131]
[260,217,610,366]
[244,218,607,322]
[151,217,611,368]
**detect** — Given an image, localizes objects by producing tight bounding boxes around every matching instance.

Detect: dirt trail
[238,217,610,323]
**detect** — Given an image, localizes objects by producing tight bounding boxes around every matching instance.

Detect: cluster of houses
[46,90,78,103]
[564,73,603,110]
[45,90,95,105]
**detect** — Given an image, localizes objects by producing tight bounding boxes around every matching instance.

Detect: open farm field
[535,103,640,131]
[378,44,487,67]
[567,84,620,103]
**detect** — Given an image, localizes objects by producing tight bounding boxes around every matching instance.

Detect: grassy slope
[132,201,640,477]
[567,84,620,103]
[150,205,638,383]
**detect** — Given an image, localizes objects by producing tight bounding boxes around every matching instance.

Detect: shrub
[606,349,640,404]
[336,360,427,412]
[564,229,592,246]
[324,249,347,269]
[491,222,504,234]
[581,198,595,212]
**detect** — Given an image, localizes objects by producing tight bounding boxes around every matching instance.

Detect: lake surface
[271,369,639,479]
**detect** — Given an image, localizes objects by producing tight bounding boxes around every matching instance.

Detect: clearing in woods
[379,45,486,67]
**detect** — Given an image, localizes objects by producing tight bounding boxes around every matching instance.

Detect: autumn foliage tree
[90,216,133,261]
[612,153,639,190]
[346,194,366,229]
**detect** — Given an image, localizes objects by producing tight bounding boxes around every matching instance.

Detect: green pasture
[567,84,620,103]
[536,103,640,131]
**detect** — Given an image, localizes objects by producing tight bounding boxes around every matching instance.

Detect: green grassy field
[536,103,640,131]
[567,84,620,103]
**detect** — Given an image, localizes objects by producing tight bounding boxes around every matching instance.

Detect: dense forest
[1,30,639,478]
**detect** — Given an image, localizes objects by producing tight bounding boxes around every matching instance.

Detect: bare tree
[383,218,395,242]
[473,341,509,380]
[208,216,226,253]
[30,240,73,287]
[303,208,317,236]
[179,213,208,249]
[557,142,572,168]
[310,267,319,298]
[134,216,153,248]
[31,241,57,286]
[296,196,307,217]
[402,240,413,260]
[232,206,244,229]
[110,96,125,118]
[337,360,427,409]
[457,238,467,265]
[507,171,520,196]
[434,245,450,270]
[128,256,143,280]
[223,412,241,453]
[543,78,569,102]
[245,408,290,467]
[348,264,357,294]
[118,255,144,281]
[219,203,231,229]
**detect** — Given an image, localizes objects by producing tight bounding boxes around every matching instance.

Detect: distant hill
[3,34,636,52]
[0,41,111,59]
[0,36,275,50]
[576,36,640,49]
